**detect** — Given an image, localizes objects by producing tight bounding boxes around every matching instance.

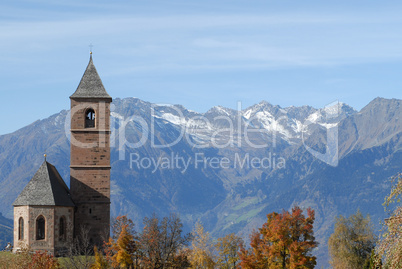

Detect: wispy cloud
[1,0,402,134]
[2,8,402,71]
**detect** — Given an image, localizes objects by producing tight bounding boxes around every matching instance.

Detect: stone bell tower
[69,53,112,245]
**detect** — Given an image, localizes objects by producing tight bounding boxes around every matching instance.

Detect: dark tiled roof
[70,55,112,100]
[13,161,75,207]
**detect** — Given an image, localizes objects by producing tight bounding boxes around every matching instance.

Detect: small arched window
[36,215,45,240]
[18,217,24,240]
[59,216,66,241]
[85,108,95,128]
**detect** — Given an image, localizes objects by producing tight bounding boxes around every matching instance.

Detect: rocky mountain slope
[0,97,400,266]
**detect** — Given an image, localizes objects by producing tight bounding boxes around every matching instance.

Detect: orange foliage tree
[91,246,109,269]
[239,205,318,269]
[28,251,60,269]
[104,215,139,268]
[103,214,190,268]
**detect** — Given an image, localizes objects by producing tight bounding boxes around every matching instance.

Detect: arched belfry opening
[85,108,95,128]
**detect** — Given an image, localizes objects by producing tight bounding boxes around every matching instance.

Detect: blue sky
[1,0,402,135]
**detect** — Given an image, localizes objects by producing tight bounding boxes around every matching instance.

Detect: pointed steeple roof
[70,55,112,100]
[13,161,75,207]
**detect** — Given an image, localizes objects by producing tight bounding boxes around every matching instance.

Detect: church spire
[70,55,111,100]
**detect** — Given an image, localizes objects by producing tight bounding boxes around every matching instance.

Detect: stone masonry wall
[70,97,111,246]
[28,206,55,254]
[13,206,29,250]
[54,206,74,255]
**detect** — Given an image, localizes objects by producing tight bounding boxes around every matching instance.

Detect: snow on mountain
[209,106,231,116]
[159,113,187,126]
[111,111,124,121]
[1,97,400,268]
[110,99,357,146]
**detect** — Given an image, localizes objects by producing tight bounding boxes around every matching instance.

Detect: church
[12,54,112,255]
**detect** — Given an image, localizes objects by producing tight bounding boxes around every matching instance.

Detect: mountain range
[0,96,401,266]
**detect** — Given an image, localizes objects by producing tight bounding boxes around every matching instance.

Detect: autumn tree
[328,209,376,269]
[138,214,160,268]
[103,214,190,268]
[105,224,137,268]
[189,222,215,269]
[158,213,191,268]
[375,173,402,268]
[239,230,268,269]
[104,215,139,268]
[363,250,381,269]
[139,213,191,268]
[215,233,243,269]
[28,251,60,269]
[112,215,137,241]
[6,248,60,269]
[91,246,109,269]
[239,205,318,269]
